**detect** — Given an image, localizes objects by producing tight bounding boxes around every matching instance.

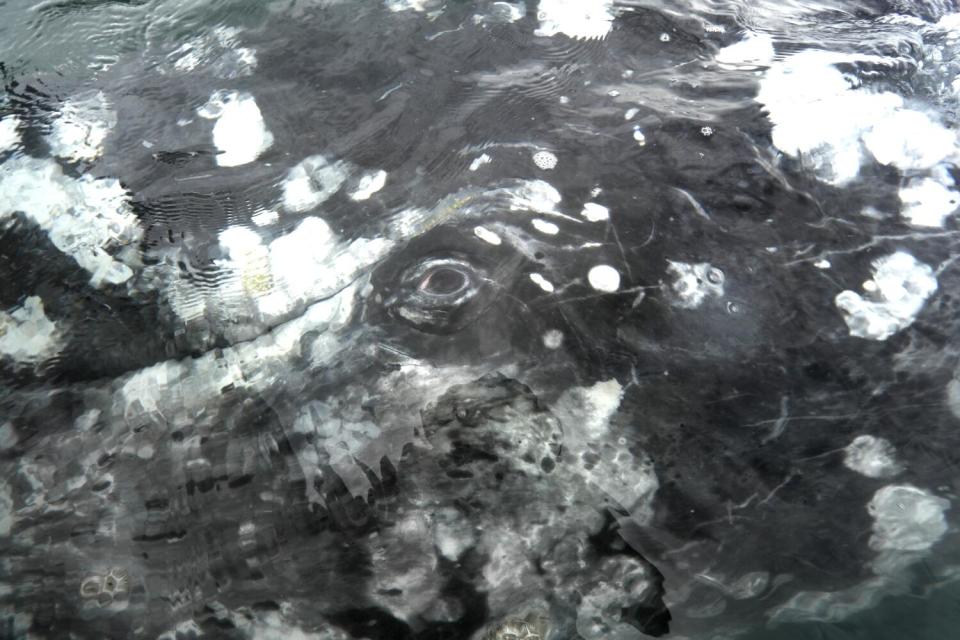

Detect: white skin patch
[580,202,610,222]
[716,32,775,69]
[757,51,956,185]
[558,379,624,440]
[534,0,615,40]
[217,225,274,303]
[469,153,492,171]
[169,215,391,337]
[282,155,350,212]
[843,435,903,478]
[119,280,359,433]
[624,107,639,120]
[0,115,21,152]
[499,180,569,219]
[665,261,725,308]
[270,218,378,304]
[0,297,63,365]
[473,226,502,245]
[834,251,937,341]
[349,169,387,201]
[542,329,564,349]
[251,209,280,226]
[530,218,559,235]
[633,126,646,145]
[587,265,620,292]
[0,156,140,287]
[868,485,949,552]
[198,91,274,167]
[529,273,555,293]
[532,150,558,170]
[553,380,659,523]
[47,91,115,162]
[899,175,959,228]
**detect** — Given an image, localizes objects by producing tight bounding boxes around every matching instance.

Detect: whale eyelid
[403,258,482,303]
[417,265,471,297]
[388,256,494,332]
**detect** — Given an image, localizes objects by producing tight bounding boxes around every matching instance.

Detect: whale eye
[419,265,470,297]
[391,257,489,333]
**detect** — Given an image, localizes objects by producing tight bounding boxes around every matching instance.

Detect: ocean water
[2,1,960,639]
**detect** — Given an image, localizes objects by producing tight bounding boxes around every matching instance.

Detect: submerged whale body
[2,1,960,638]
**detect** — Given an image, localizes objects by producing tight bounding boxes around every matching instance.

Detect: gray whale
[1,1,960,638]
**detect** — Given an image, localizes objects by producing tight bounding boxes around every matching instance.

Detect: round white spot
[529,273,555,293]
[608,89,621,98]
[814,259,832,269]
[531,218,560,235]
[844,435,903,478]
[533,151,558,170]
[588,265,620,292]
[473,226,502,245]
[701,126,714,137]
[542,329,564,349]
[659,33,671,42]
[633,126,646,145]
[581,203,610,222]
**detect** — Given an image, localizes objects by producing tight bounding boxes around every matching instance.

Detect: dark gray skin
[2,1,960,639]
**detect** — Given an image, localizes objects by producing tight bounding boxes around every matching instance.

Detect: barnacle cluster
[79,568,129,606]
[483,609,550,640]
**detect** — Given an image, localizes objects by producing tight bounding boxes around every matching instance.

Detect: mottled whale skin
[2,1,960,639]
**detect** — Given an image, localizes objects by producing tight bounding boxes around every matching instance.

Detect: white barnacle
[530,218,559,235]
[664,261,724,308]
[532,150,557,170]
[198,91,273,167]
[834,251,937,341]
[542,329,563,349]
[580,203,609,222]
[587,265,620,292]
[843,435,903,478]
